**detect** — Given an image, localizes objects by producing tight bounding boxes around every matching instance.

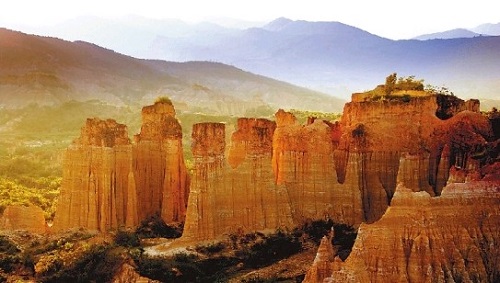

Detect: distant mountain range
[14,16,500,104]
[413,23,500,40]
[0,28,345,114]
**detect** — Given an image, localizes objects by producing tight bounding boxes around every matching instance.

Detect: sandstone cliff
[181,91,494,241]
[53,101,190,232]
[133,101,189,224]
[0,205,47,234]
[305,181,500,283]
[272,109,363,225]
[183,120,295,240]
[337,94,489,223]
[53,118,137,232]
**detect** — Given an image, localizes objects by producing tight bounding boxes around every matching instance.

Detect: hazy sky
[1,0,498,39]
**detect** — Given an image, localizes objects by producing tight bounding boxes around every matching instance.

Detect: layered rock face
[300,92,500,282]
[53,118,137,232]
[183,120,295,240]
[53,101,190,232]
[307,181,500,283]
[0,205,47,234]
[272,110,363,225]
[133,101,189,223]
[182,92,493,241]
[337,94,490,223]
[303,235,336,283]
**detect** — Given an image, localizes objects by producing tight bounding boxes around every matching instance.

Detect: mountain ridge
[3,17,500,105]
[0,28,345,114]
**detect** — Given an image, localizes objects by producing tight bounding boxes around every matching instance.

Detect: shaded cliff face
[53,118,137,232]
[133,101,189,223]
[307,181,500,283]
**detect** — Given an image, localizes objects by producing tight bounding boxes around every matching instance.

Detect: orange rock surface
[53,118,137,232]
[53,101,190,232]
[308,181,500,283]
[0,205,47,234]
[133,101,189,224]
[183,120,295,241]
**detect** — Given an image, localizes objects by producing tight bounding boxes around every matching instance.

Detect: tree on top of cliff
[385,73,397,95]
[394,75,424,92]
[361,73,426,101]
[154,96,172,105]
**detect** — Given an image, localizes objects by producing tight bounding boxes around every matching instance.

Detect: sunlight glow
[0,0,498,39]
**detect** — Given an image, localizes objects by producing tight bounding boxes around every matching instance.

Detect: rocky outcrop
[133,101,189,224]
[53,118,137,232]
[0,205,46,234]
[310,181,500,283]
[182,91,495,241]
[112,259,160,283]
[303,235,336,283]
[183,120,295,240]
[336,94,492,223]
[272,110,363,225]
[53,101,190,232]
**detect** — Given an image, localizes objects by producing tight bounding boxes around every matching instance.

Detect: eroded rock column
[53,118,136,232]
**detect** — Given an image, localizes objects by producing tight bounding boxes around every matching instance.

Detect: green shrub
[137,254,204,283]
[302,219,334,244]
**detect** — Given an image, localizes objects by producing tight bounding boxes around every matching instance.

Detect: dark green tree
[385,73,397,95]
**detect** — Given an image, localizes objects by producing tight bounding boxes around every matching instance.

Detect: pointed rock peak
[314,235,335,263]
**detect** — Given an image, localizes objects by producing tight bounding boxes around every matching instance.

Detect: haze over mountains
[413,22,500,40]
[0,28,344,114]
[14,16,500,105]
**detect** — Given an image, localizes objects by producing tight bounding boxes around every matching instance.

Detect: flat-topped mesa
[53,118,137,232]
[134,100,181,142]
[133,100,189,224]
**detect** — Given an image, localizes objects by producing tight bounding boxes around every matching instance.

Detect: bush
[0,236,19,254]
[239,230,302,268]
[114,230,140,247]
[154,96,172,104]
[195,241,226,255]
[302,219,334,244]
[137,254,205,283]
[135,214,183,239]
[301,219,357,261]
[38,244,122,283]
